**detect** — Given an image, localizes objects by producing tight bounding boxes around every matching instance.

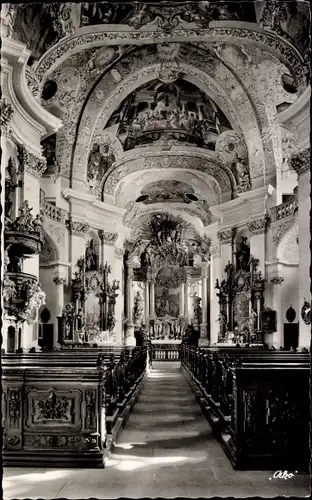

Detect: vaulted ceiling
[7,1,310,232]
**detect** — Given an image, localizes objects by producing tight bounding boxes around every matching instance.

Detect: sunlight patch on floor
[4,469,69,484]
[106,453,199,471]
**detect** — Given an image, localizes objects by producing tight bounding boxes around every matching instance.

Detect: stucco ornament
[18,146,47,178]
[87,46,119,76]
[290,148,310,176]
[103,152,234,198]
[215,130,248,166]
[0,99,14,138]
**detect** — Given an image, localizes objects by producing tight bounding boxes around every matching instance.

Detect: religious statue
[233,156,251,192]
[12,200,33,232]
[248,309,258,334]
[85,240,97,272]
[76,308,84,331]
[236,236,250,272]
[140,247,151,267]
[3,275,16,307]
[218,312,227,336]
[133,291,144,323]
[193,293,202,325]
[87,143,115,191]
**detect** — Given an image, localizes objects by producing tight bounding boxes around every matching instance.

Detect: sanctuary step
[3,362,310,499]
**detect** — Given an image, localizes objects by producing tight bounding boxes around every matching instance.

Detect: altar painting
[233,292,249,331]
[84,292,101,332]
[155,286,179,318]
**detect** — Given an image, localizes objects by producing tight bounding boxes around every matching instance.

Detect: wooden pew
[181,346,310,471]
[2,346,147,468]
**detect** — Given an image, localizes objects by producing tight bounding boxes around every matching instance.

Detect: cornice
[1,37,63,137]
[278,86,310,126]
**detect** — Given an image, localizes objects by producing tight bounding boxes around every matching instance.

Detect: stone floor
[3,362,310,499]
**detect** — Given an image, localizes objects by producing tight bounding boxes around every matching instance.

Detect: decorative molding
[103,151,234,196]
[247,217,269,235]
[217,228,236,245]
[0,99,14,137]
[210,245,221,258]
[53,276,66,285]
[17,145,47,178]
[35,27,305,88]
[115,248,124,260]
[272,219,293,245]
[68,219,90,237]
[101,232,118,246]
[290,148,310,176]
[270,275,284,285]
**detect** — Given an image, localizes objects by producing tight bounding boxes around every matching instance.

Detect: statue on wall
[248,309,258,334]
[235,236,250,272]
[87,143,116,194]
[217,312,227,337]
[133,291,144,324]
[232,156,251,192]
[193,293,202,325]
[85,240,97,272]
[140,246,152,267]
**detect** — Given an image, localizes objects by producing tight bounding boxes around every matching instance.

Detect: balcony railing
[270,194,298,223]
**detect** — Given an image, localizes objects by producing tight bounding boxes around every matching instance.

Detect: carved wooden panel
[24,387,82,432]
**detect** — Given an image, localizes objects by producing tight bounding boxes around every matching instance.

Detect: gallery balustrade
[2,346,147,468]
[181,345,310,471]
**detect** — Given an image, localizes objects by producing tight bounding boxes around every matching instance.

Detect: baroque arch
[70,45,266,183]
[102,150,236,199]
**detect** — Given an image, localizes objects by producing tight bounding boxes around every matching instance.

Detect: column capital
[247,217,269,235]
[17,145,47,178]
[99,230,118,246]
[0,98,14,138]
[290,148,310,177]
[67,218,89,237]
[217,228,236,245]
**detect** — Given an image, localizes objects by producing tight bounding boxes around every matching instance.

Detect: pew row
[181,346,310,471]
[2,347,147,468]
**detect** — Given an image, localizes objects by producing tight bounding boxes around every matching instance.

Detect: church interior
[1,1,311,498]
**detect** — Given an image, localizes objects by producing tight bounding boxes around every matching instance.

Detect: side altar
[57,240,120,346]
[215,237,276,345]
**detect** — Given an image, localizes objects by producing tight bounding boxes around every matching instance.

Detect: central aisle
[3,362,310,499]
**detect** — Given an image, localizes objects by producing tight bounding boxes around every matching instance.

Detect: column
[1,101,14,353]
[149,279,155,317]
[291,149,310,349]
[125,263,135,345]
[53,275,66,346]
[210,244,221,345]
[247,217,268,274]
[144,279,150,323]
[179,282,185,316]
[19,147,47,351]
[184,276,189,320]
[199,263,209,346]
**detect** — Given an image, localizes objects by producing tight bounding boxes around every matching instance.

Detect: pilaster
[247,216,268,274]
[291,149,311,348]
[210,244,221,345]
